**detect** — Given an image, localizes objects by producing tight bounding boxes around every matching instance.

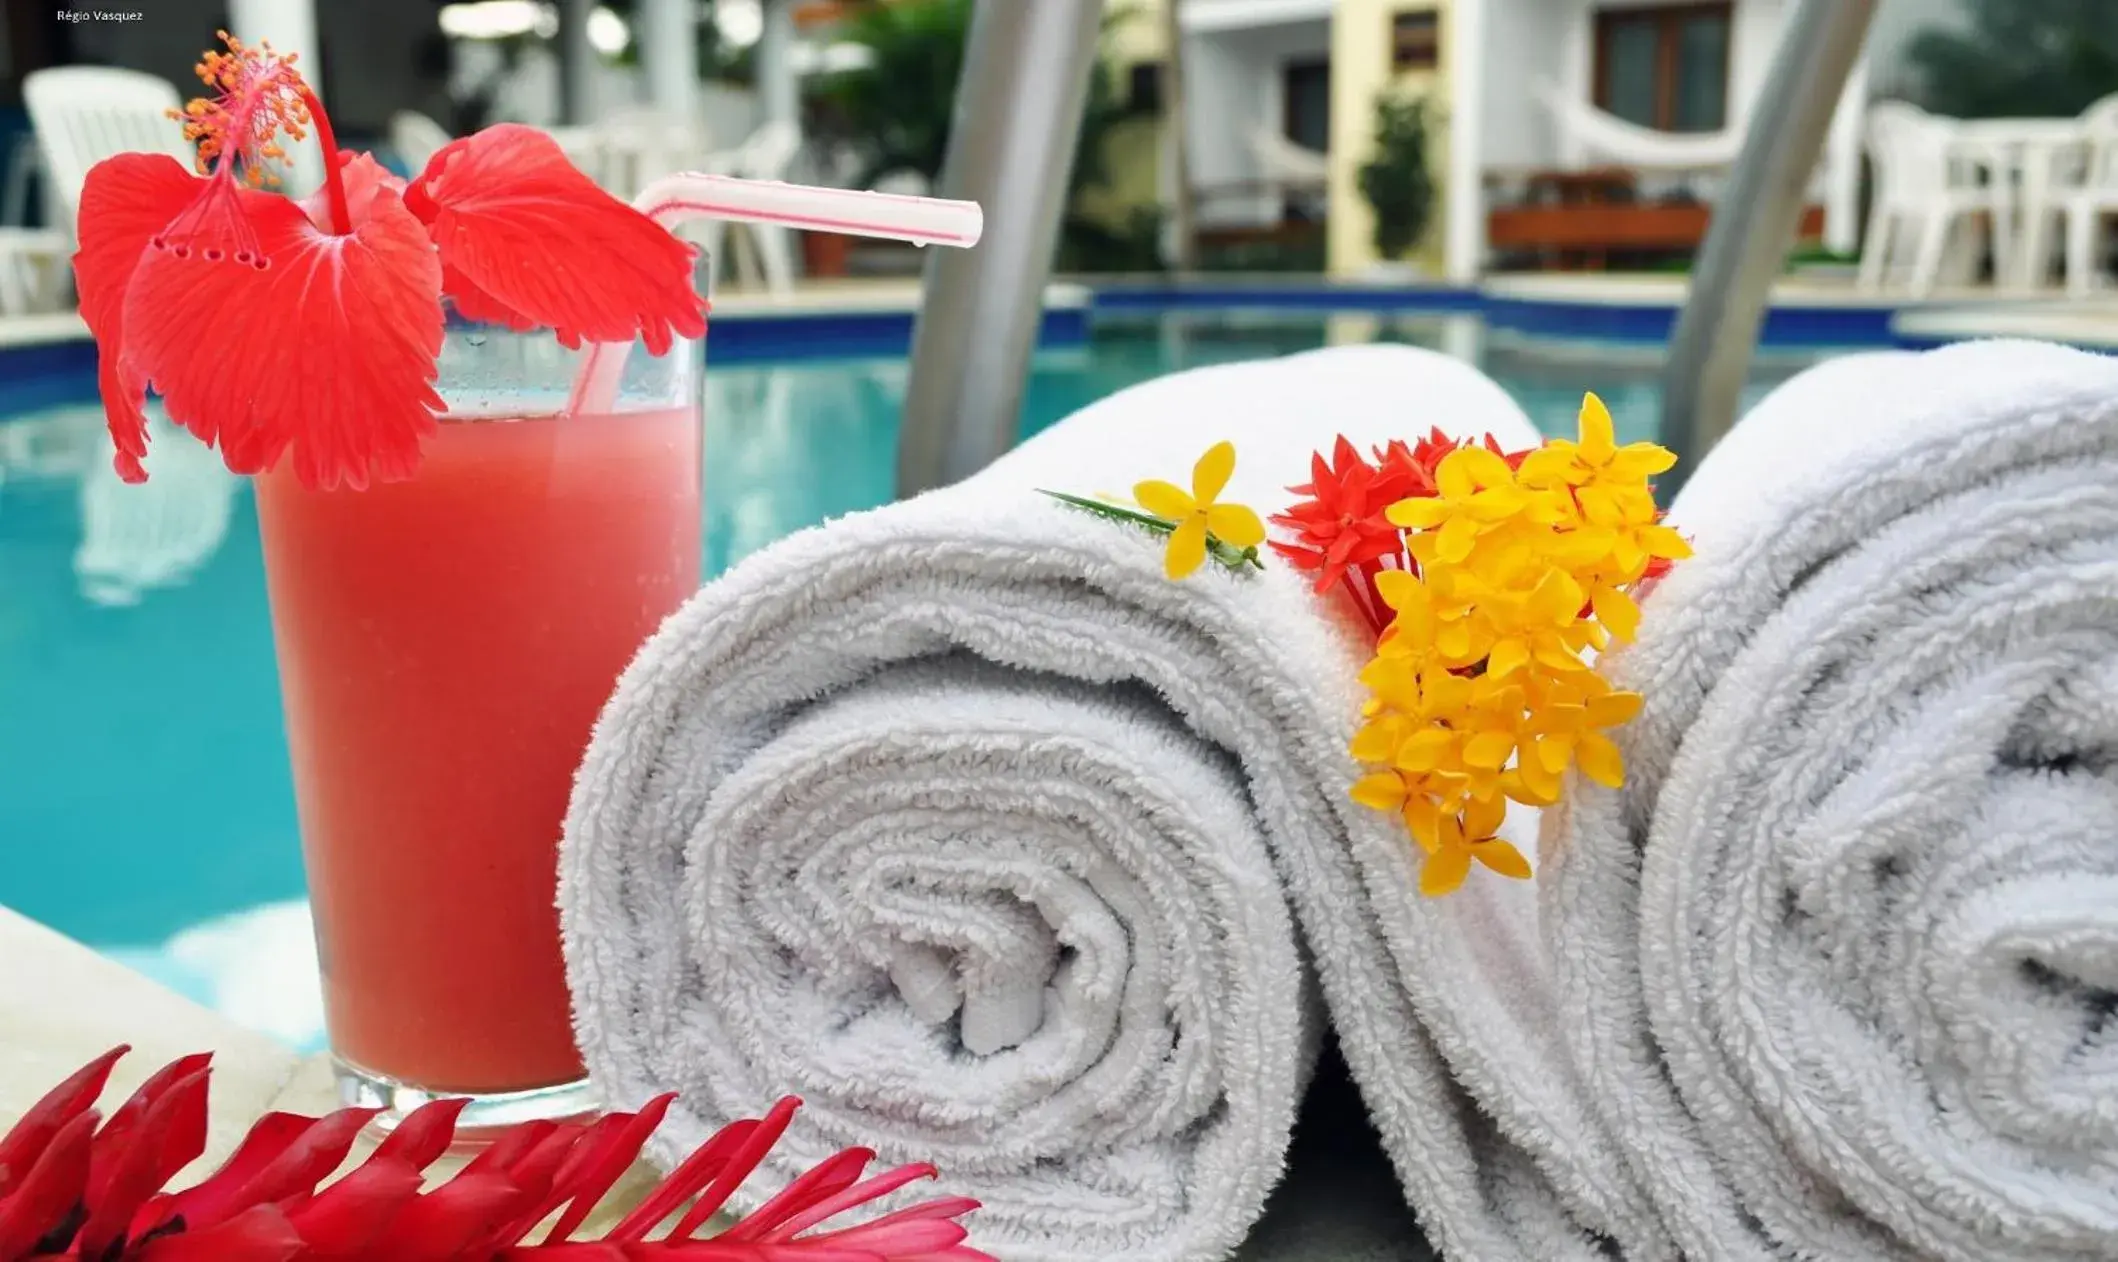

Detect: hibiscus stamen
[160,30,352,248]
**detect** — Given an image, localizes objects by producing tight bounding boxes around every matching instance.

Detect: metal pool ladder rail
[1658,0,1879,490]
[895,0,1879,498]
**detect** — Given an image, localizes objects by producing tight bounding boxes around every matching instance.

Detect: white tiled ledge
[0,905,661,1222]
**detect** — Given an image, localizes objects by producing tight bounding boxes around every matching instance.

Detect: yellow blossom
[1344,399,1678,897]
[1134,441,1267,580]
[1350,767,1462,851]
[1416,795,1532,897]
[1372,569,1485,665]
[1510,673,1642,802]
[1385,446,1526,564]
[1453,563,1594,679]
[1515,392,1678,491]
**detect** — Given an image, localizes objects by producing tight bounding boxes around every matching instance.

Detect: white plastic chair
[1857,101,2004,296]
[387,110,454,175]
[25,67,193,218]
[696,121,802,293]
[593,106,710,201]
[2064,103,2118,296]
[16,66,195,314]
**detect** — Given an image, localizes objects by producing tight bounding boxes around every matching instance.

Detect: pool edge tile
[0,904,304,1183]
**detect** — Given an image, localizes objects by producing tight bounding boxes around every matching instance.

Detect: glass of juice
[254,314,702,1129]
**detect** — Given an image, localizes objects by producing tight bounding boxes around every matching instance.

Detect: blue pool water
[0,311,1818,1042]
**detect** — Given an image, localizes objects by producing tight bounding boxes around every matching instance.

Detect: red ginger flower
[77,32,706,492]
[1373,427,1529,501]
[0,1047,987,1261]
[1269,435,1419,595]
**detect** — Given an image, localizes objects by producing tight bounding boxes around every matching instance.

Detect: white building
[1146,0,1897,279]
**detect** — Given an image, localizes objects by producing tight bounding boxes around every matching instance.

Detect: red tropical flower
[1269,435,1418,596]
[1371,427,1531,504]
[0,1047,987,1261]
[75,32,706,492]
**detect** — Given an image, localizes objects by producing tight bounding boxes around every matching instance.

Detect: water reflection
[0,403,241,608]
[77,418,240,607]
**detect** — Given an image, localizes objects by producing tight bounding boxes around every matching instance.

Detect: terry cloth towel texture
[1538,339,2118,1261]
[557,343,1591,1261]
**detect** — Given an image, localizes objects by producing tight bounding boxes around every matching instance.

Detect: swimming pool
[0,310,1822,1046]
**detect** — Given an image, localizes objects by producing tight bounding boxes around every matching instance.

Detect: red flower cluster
[0,1047,986,1261]
[1270,428,1526,634]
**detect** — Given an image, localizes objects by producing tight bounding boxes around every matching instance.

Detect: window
[1283,59,1331,153]
[1391,9,1440,71]
[1593,3,1731,133]
[1128,61,1163,115]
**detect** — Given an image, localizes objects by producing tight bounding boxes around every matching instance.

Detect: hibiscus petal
[405,124,705,353]
[72,156,201,482]
[121,177,445,491]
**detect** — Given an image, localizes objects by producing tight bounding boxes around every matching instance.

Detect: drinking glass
[255,318,702,1128]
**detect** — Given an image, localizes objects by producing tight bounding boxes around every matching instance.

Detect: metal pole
[757,0,802,129]
[895,0,1104,497]
[558,0,596,126]
[1159,0,1199,272]
[639,0,701,125]
[1658,0,1877,490]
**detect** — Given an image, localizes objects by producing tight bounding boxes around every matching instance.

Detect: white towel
[1538,339,2118,1260]
[558,344,1601,1261]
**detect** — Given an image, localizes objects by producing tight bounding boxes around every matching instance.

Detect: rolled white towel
[1542,339,2118,1260]
[560,344,1608,1260]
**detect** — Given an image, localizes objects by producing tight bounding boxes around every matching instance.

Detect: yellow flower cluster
[1350,393,1690,896]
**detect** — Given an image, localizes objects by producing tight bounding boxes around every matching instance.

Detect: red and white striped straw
[566,174,984,414]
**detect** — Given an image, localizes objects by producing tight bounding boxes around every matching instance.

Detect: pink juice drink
[256,396,700,1098]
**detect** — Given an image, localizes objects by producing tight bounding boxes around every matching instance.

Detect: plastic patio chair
[18,67,195,316]
[24,66,193,220]
[694,120,802,294]
[388,110,454,175]
[1857,101,2003,297]
[2063,101,2118,296]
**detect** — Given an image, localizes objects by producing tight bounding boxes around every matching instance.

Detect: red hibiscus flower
[76,33,706,492]
[0,1046,988,1261]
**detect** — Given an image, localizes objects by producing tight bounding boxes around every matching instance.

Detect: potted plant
[1357,92,1436,279]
